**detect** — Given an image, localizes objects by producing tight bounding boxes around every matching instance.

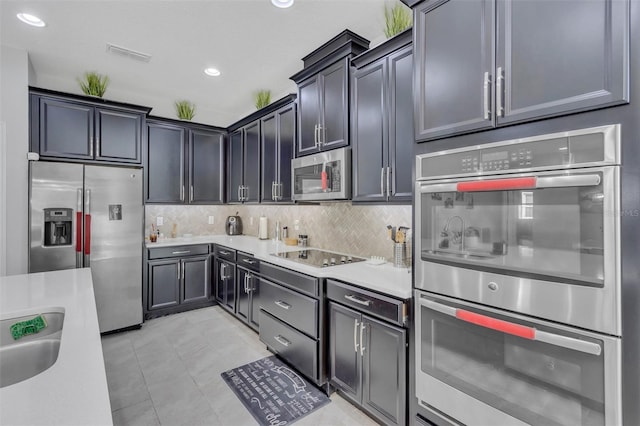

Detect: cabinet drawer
[260,278,318,338]
[259,262,318,297]
[259,310,318,382]
[148,244,209,260]
[237,252,259,272]
[214,245,236,262]
[326,279,407,327]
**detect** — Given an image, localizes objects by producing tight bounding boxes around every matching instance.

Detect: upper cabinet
[227,121,260,203]
[29,88,150,164]
[146,118,225,204]
[351,30,413,203]
[291,30,369,157]
[261,101,296,203]
[413,0,630,142]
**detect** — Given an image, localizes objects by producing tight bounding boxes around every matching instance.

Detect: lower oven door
[415,290,621,426]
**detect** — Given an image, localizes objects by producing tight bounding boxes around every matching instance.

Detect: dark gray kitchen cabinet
[261,102,295,202]
[145,244,212,318]
[327,280,408,425]
[30,90,147,164]
[414,0,629,142]
[236,267,260,331]
[215,257,236,313]
[352,31,413,203]
[227,121,260,203]
[295,58,350,156]
[146,118,225,204]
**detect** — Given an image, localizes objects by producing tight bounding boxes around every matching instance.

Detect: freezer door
[29,162,84,273]
[85,165,143,333]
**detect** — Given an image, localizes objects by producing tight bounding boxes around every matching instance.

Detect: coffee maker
[225,213,242,235]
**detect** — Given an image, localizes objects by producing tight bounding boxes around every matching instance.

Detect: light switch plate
[157,216,164,226]
[208,216,214,225]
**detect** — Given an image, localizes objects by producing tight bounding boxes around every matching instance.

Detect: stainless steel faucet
[442,215,465,252]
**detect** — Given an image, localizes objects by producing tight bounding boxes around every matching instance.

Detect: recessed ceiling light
[16,13,46,27]
[204,68,221,77]
[271,0,294,8]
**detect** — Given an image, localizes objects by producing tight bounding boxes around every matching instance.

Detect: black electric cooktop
[272,249,366,268]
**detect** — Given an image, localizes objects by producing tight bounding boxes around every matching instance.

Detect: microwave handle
[420,174,601,193]
[418,296,602,356]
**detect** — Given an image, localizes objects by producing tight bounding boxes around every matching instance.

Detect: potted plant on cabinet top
[175,100,196,121]
[384,2,412,39]
[254,90,271,109]
[77,71,110,97]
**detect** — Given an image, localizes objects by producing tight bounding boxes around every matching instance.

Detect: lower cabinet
[236,266,260,331]
[215,257,236,313]
[328,281,408,426]
[145,244,213,319]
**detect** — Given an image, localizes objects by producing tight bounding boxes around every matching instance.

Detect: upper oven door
[415,166,621,334]
[415,291,622,426]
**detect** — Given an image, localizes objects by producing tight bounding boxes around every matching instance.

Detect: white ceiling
[1,0,397,127]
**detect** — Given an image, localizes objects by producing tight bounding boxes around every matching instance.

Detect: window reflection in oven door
[415,291,622,426]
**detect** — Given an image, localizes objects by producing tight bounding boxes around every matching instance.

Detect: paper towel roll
[258,216,268,240]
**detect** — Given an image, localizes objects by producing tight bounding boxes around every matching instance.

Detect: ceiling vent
[106,43,152,63]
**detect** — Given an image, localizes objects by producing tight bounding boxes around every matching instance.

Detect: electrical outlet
[208,216,215,225]
[249,217,254,226]
[156,216,164,226]
[294,219,300,231]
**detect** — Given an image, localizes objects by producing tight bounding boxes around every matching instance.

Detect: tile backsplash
[146,203,412,260]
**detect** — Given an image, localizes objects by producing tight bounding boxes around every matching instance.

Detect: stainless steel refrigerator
[29,161,143,333]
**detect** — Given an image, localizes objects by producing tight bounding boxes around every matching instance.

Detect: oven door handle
[420,174,600,193]
[419,297,602,356]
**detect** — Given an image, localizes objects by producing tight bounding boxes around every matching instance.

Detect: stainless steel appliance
[414,124,622,425]
[225,214,242,235]
[291,147,351,201]
[272,249,365,268]
[29,161,143,333]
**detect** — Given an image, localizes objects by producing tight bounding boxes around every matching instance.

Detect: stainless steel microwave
[291,147,351,201]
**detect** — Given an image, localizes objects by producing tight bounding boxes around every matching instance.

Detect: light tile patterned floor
[101,306,378,426]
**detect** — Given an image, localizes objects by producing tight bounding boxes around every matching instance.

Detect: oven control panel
[417,124,617,180]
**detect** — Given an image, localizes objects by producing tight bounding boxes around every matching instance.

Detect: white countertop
[0,269,112,426]
[147,235,413,299]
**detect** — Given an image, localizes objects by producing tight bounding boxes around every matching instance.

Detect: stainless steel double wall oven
[414,125,622,425]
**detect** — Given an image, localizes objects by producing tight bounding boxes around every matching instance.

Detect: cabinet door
[216,259,236,312]
[261,113,278,202]
[236,268,250,323]
[182,256,210,304]
[329,302,362,402]
[39,97,93,159]
[362,315,407,426]
[352,60,387,202]
[146,122,186,203]
[95,108,142,163]
[148,259,180,310]
[496,0,629,125]
[214,258,226,304]
[276,104,295,202]
[243,121,261,203]
[248,274,260,330]
[190,129,225,204]
[388,46,414,202]
[227,129,244,203]
[320,58,349,150]
[297,77,320,156]
[415,0,494,141]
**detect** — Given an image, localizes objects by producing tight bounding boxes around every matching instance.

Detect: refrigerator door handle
[76,188,83,268]
[84,189,91,267]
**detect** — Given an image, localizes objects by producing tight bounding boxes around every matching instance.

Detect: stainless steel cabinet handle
[220,263,226,280]
[180,186,184,201]
[314,124,318,146]
[496,66,504,118]
[172,250,191,255]
[359,322,366,356]
[386,166,391,198]
[380,168,385,196]
[177,262,181,280]
[219,250,230,256]
[244,274,249,293]
[90,136,94,157]
[419,296,602,356]
[237,185,242,201]
[274,335,291,347]
[354,319,360,353]
[272,181,276,201]
[483,71,492,120]
[345,294,372,306]
[274,300,291,310]
[182,261,185,280]
[243,186,249,201]
[190,185,194,202]
[242,258,256,264]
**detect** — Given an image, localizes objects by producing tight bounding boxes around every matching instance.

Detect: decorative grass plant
[254,90,272,109]
[384,2,412,39]
[77,72,109,97]
[175,100,196,120]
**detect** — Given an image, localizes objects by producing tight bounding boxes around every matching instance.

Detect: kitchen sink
[0,310,65,388]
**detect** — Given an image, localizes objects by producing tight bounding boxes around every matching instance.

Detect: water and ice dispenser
[43,208,73,246]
